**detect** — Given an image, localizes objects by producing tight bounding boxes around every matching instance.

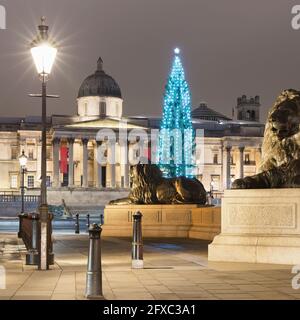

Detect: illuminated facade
[0,58,264,197]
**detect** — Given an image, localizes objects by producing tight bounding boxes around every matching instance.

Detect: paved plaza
[0,233,299,300]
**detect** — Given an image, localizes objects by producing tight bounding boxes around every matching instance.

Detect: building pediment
[61,118,148,130]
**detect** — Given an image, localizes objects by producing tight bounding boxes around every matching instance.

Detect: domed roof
[192,102,231,121]
[78,57,122,99]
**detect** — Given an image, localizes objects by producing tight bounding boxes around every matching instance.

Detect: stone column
[108,142,116,188]
[239,146,245,179]
[120,142,130,188]
[68,138,75,187]
[82,138,89,188]
[220,142,224,191]
[52,138,60,188]
[225,146,232,189]
[96,141,103,188]
[124,161,129,188]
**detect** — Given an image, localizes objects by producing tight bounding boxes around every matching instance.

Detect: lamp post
[19,150,28,213]
[30,16,57,270]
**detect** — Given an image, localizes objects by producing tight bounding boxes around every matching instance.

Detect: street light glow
[31,44,57,75]
[30,17,57,77]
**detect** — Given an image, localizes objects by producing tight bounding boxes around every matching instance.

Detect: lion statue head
[232,89,300,189]
[260,89,300,172]
[129,164,164,204]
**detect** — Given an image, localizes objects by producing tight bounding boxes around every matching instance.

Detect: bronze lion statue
[109,164,207,205]
[233,89,300,189]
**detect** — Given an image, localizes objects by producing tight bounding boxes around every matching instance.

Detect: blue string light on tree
[158,48,195,178]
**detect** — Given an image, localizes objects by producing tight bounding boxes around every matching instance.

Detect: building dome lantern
[77,57,123,119]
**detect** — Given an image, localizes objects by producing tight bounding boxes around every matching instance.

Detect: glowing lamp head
[174,48,180,55]
[30,17,57,76]
[19,150,28,168]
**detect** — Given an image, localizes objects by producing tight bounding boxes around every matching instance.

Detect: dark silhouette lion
[233,89,300,189]
[109,164,207,205]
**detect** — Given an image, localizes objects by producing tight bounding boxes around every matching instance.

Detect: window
[100,102,106,117]
[11,147,18,160]
[46,176,51,187]
[10,175,18,189]
[246,110,251,120]
[213,154,218,164]
[27,175,34,188]
[245,154,250,165]
[28,148,34,160]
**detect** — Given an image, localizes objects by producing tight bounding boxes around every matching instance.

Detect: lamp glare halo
[31,43,57,76]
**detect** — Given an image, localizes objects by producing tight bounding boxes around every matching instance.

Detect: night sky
[0,0,299,121]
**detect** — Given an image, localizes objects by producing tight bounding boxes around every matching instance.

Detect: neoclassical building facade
[0,58,264,199]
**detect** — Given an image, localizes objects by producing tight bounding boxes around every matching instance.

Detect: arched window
[246,110,251,119]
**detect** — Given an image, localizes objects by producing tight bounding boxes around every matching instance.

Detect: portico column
[68,138,75,187]
[124,156,129,189]
[52,138,60,188]
[225,146,232,189]
[239,146,245,179]
[108,142,116,188]
[220,142,224,191]
[120,141,130,188]
[96,141,103,188]
[82,138,89,188]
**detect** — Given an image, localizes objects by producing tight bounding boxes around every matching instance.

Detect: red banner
[60,146,68,174]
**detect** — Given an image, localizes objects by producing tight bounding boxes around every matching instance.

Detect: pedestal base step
[209,234,300,265]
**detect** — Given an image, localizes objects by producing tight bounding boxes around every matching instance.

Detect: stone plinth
[189,207,221,240]
[103,204,221,239]
[209,189,300,265]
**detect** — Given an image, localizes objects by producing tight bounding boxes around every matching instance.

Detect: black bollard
[18,213,27,238]
[26,213,39,265]
[85,223,104,299]
[132,211,143,269]
[100,213,104,225]
[86,214,90,233]
[75,213,80,234]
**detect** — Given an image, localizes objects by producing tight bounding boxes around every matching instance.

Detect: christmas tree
[158,48,195,178]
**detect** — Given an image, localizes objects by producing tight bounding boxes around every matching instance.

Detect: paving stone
[0,233,297,300]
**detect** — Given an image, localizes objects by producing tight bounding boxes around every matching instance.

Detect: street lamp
[19,150,28,213]
[30,16,57,270]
